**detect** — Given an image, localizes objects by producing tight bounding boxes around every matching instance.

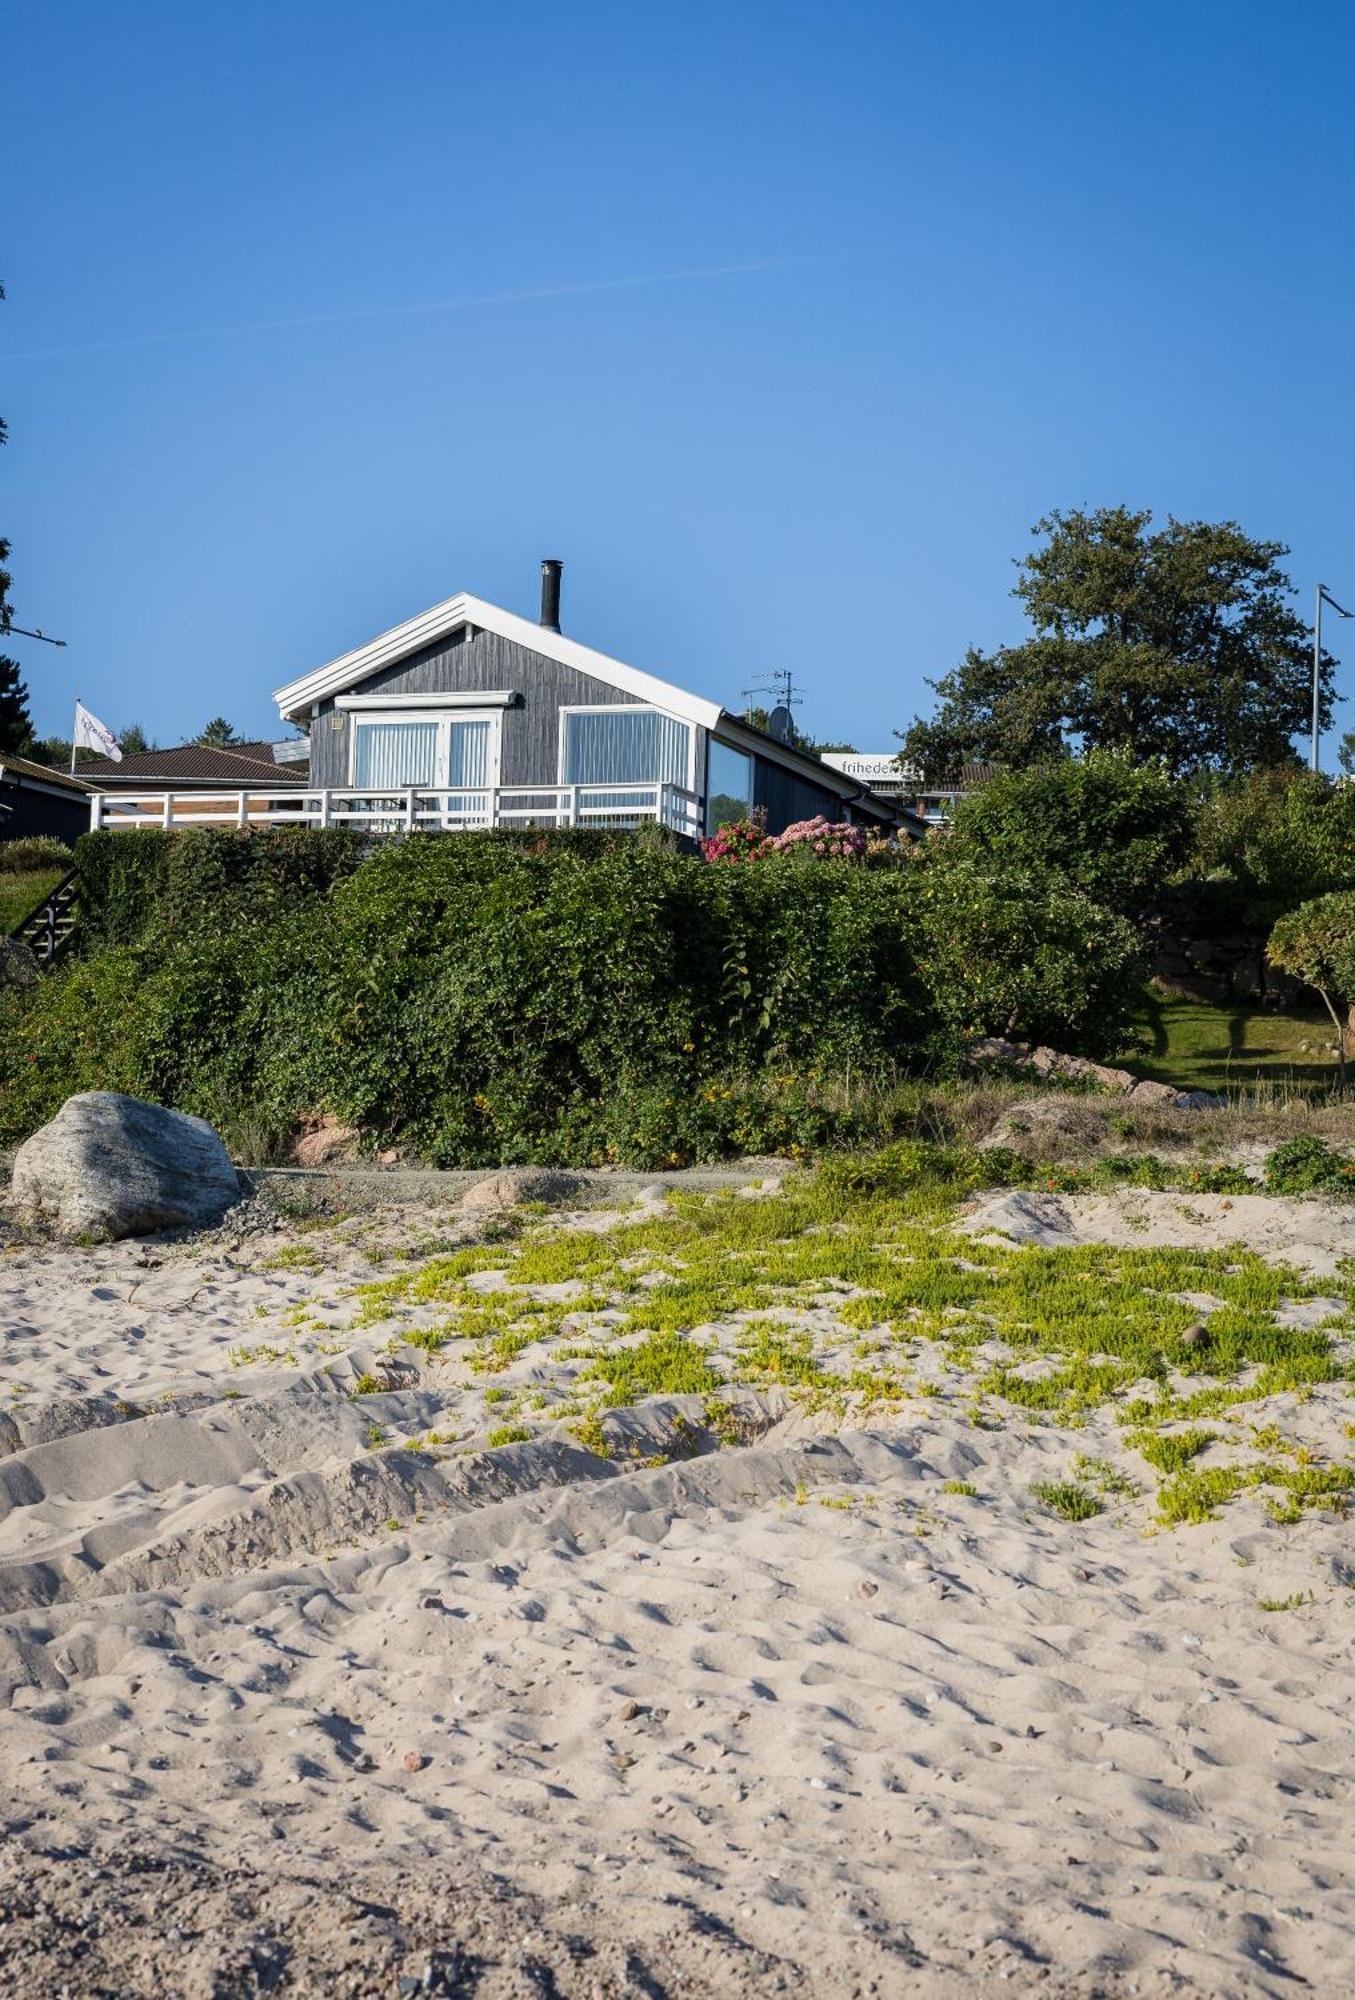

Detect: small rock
[460,1168,584,1212]
[616,1699,641,1722]
[1179,1323,1208,1351]
[401,1751,426,1773]
[290,1113,363,1168]
[855,1579,879,1599]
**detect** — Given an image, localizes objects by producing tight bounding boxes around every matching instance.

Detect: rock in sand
[10,1091,241,1240]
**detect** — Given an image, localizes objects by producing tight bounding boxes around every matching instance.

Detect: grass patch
[0,866,64,936]
[1125,991,1340,1097]
[1030,1479,1103,1522]
[485,1423,533,1447]
[1131,1428,1218,1474]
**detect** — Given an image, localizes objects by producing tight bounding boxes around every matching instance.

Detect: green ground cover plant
[335,1141,1355,1526]
[1030,1480,1103,1522]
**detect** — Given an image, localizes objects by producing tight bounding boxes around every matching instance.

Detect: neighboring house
[0,752,94,845]
[907,762,998,826]
[269,563,920,840]
[81,742,311,826]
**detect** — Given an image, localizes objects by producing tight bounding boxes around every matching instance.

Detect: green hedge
[3,830,1146,1166]
[72,825,679,949]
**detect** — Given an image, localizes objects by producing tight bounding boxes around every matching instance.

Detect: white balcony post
[90,794,103,831]
[161,794,173,829]
[567,784,579,828]
[237,790,248,828]
[319,790,332,829]
[489,785,500,828]
[405,785,416,833]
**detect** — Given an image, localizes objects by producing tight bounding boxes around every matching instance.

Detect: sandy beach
[2,1173,1353,1996]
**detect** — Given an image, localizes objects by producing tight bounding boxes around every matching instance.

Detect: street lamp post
[1313,583,1352,774]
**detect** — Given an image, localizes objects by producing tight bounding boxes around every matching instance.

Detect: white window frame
[556,704,696,794]
[348,708,503,790]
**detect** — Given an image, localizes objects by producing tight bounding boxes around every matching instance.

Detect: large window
[561,707,690,789]
[352,714,495,792]
[706,738,753,833]
[353,719,439,789]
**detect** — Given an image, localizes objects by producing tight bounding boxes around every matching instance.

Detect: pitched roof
[0,751,96,794]
[273,591,725,732]
[80,744,310,784]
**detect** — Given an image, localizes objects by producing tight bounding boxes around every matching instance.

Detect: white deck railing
[88,782,704,840]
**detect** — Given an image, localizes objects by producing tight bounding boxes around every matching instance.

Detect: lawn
[0,867,64,937]
[1124,990,1340,1096]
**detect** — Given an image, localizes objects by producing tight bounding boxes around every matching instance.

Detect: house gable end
[309,627,686,790]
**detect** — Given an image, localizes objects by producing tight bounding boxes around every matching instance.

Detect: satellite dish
[767,705,793,743]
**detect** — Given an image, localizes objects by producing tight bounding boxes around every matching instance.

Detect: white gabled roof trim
[274,591,723,731]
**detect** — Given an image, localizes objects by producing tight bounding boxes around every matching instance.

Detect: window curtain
[449,719,490,787]
[563,710,689,790]
[353,720,438,789]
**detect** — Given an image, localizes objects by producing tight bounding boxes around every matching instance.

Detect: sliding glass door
[351,712,501,821]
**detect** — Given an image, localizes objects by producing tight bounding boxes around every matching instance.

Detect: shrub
[0,834,74,871]
[771,817,866,860]
[0,835,941,1164]
[701,816,773,863]
[1268,890,1355,1065]
[946,751,1191,915]
[3,826,1152,1164]
[914,853,1145,1055]
[74,826,368,948]
[1194,772,1355,924]
[1261,1136,1355,1196]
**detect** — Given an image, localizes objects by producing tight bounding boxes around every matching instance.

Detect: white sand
[2,1196,1354,1996]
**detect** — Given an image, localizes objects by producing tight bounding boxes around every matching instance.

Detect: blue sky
[4,0,1355,757]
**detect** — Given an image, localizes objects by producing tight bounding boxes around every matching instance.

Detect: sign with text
[820,753,920,790]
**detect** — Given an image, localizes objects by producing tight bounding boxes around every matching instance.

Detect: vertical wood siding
[751,756,861,830]
[309,628,644,788]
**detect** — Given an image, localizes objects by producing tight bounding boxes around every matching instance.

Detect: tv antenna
[741,668,802,742]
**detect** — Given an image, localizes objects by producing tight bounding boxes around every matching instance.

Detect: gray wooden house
[88,564,919,839]
[268,562,917,841]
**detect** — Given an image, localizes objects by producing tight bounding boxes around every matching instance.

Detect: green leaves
[901,506,1325,778]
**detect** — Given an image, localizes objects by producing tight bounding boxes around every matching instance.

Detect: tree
[118,723,155,755]
[1269,892,1355,1080]
[0,278,34,756]
[195,717,240,747]
[901,507,1331,779]
[1190,770,1355,920]
[1337,730,1355,776]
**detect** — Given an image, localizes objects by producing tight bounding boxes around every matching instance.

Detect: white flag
[73,702,122,762]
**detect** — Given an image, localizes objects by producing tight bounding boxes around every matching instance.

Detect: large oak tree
[901,507,1331,779]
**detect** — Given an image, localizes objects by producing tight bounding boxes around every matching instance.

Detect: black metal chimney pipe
[540,558,562,632]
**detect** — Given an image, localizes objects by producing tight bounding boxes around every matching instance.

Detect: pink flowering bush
[771,816,866,860]
[700,814,773,864]
[701,812,867,864]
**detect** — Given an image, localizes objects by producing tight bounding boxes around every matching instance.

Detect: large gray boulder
[10,1092,241,1239]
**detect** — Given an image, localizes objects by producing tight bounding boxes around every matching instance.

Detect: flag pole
[70,698,79,777]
